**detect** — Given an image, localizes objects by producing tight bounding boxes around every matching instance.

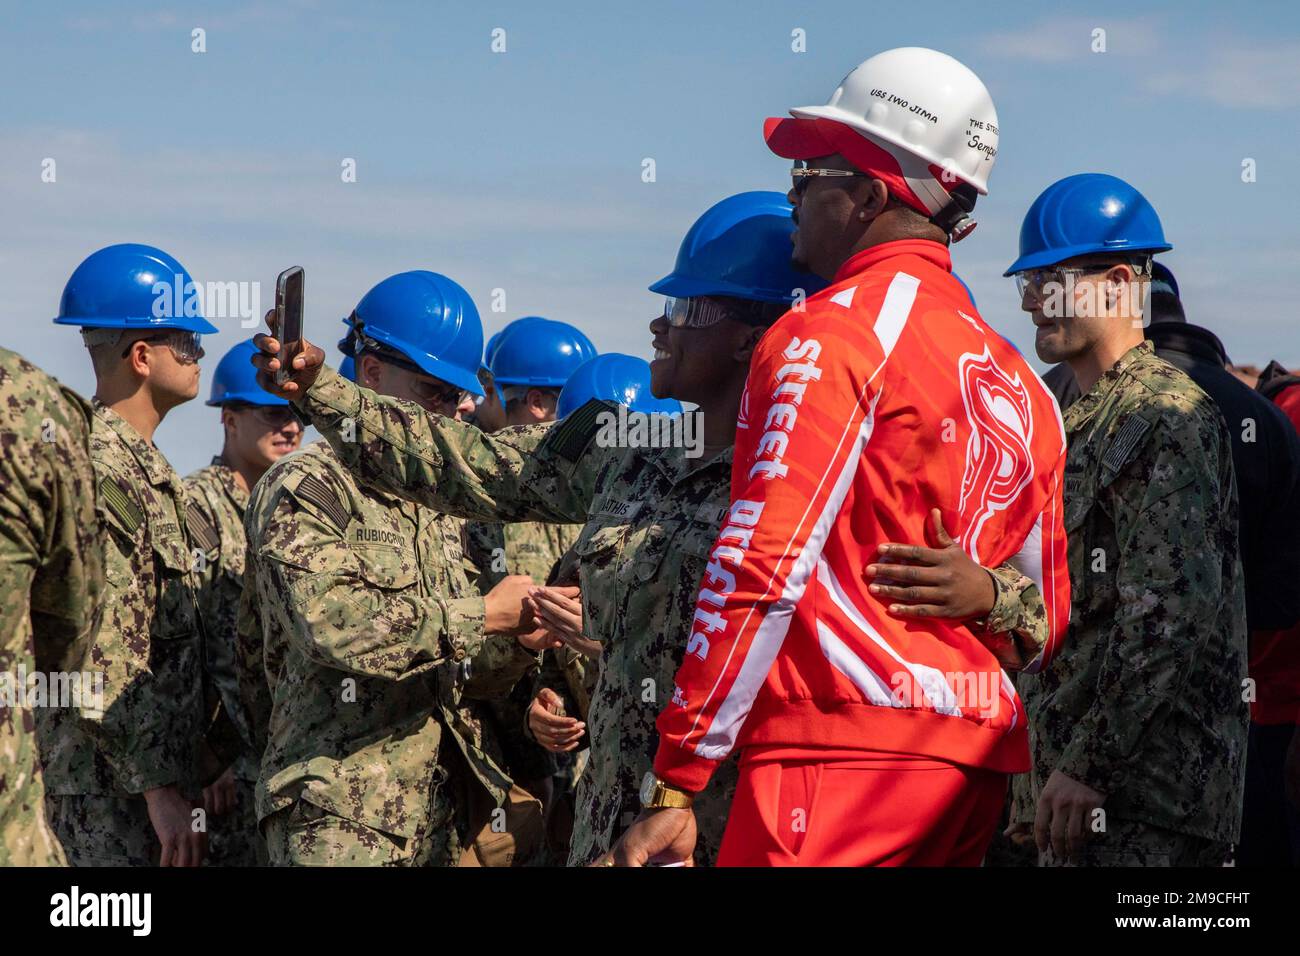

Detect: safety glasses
[355,336,470,407]
[663,296,732,330]
[791,162,868,197]
[124,330,204,364]
[246,405,299,428]
[414,380,471,409]
[1015,258,1153,299]
[663,296,780,330]
[1014,267,1080,299]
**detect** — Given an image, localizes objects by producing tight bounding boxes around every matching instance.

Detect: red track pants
[716,749,1007,867]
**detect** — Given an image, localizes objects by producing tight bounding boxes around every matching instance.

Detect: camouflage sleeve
[252,487,487,681]
[182,481,220,621]
[234,564,273,757]
[82,470,200,794]
[10,383,104,676]
[968,564,1047,672]
[295,366,601,524]
[1054,408,1236,795]
[460,634,541,701]
[0,364,101,865]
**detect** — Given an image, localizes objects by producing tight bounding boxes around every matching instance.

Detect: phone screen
[275,267,304,383]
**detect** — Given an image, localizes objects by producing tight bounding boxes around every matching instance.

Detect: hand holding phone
[275,266,304,385]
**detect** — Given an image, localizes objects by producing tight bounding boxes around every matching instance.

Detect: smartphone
[275,266,304,385]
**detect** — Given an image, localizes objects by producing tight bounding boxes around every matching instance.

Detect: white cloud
[979,16,1161,63]
[1146,41,1300,109]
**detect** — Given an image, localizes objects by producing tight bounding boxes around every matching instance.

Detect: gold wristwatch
[640,771,694,810]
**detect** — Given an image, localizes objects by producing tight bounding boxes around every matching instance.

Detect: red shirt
[1251,380,1300,725]
[654,240,1070,792]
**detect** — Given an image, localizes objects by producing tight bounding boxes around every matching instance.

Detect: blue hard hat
[485,330,504,366]
[339,355,356,382]
[54,243,219,334]
[338,315,356,352]
[491,318,598,388]
[337,314,360,366]
[484,317,547,401]
[485,316,548,369]
[557,354,683,419]
[1005,174,1172,276]
[350,271,485,396]
[649,191,827,303]
[208,339,290,407]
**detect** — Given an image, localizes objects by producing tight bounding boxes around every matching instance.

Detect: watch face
[640,771,657,806]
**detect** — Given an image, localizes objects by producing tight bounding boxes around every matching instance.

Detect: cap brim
[763,116,837,160]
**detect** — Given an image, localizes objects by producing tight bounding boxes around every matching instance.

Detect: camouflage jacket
[531,543,598,727]
[185,457,260,781]
[243,440,538,837]
[1013,342,1249,842]
[465,519,581,591]
[39,401,207,799]
[0,349,103,865]
[464,516,582,785]
[291,367,1051,864]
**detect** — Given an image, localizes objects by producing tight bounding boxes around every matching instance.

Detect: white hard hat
[765,48,999,235]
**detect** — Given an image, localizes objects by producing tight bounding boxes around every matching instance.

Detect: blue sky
[3,0,1298,474]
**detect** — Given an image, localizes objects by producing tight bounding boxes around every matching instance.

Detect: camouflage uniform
[466,520,580,592]
[39,401,209,867]
[185,456,261,866]
[1012,342,1249,865]
[243,440,539,866]
[0,349,103,866]
[289,367,1048,866]
[464,516,581,851]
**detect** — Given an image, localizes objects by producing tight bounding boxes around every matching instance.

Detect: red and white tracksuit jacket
[654,240,1070,793]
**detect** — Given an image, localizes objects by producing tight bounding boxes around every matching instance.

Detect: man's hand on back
[864,508,997,620]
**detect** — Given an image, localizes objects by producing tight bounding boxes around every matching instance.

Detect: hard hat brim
[54,315,220,334]
[647,271,797,304]
[206,392,291,408]
[1004,241,1173,276]
[412,354,486,397]
[492,374,568,388]
[360,326,485,397]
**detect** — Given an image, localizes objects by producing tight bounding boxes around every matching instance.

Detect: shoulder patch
[99,476,143,535]
[186,500,220,553]
[293,472,351,532]
[546,398,616,464]
[1102,414,1154,476]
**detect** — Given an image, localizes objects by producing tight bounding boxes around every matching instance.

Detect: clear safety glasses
[1014,258,1152,299]
[663,296,732,330]
[124,330,204,364]
[1014,267,1092,299]
[246,405,299,428]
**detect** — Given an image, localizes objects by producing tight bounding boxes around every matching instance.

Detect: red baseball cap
[764,115,955,217]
